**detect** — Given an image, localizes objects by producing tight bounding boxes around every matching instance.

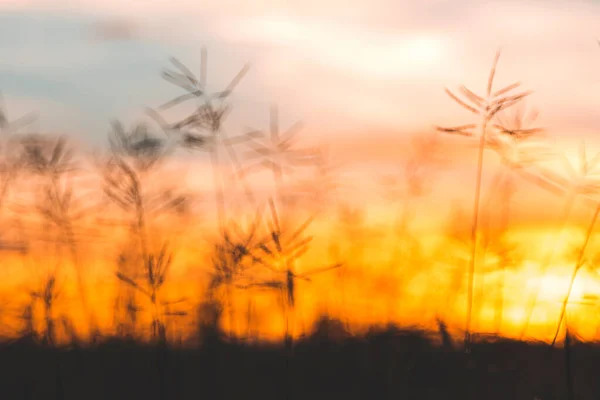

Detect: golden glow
[2,0,600,349]
[3,208,600,345]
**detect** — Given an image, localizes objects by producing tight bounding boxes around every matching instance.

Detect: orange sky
[2,0,600,344]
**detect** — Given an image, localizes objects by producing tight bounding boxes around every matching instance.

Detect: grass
[1,43,600,398]
[436,49,533,349]
[2,320,600,400]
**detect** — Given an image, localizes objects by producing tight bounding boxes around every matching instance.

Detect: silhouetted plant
[151,48,252,231]
[240,105,317,205]
[8,40,600,357]
[476,104,547,334]
[0,94,35,214]
[520,141,600,339]
[29,273,60,346]
[435,201,472,320]
[108,121,171,173]
[488,103,551,168]
[480,176,521,334]
[249,199,343,342]
[437,49,532,349]
[102,121,189,341]
[113,249,142,338]
[549,147,600,345]
[206,211,263,338]
[115,242,183,343]
[15,134,99,337]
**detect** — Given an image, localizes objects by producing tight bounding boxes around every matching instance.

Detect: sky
[0,0,600,208]
[3,0,600,340]
[0,1,599,145]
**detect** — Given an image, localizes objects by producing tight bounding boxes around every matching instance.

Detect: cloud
[1,0,600,164]
[200,1,600,141]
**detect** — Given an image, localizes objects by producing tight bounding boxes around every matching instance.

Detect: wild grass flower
[17,135,77,178]
[538,141,600,197]
[14,134,101,337]
[103,121,189,342]
[152,48,251,231]
[488,104,554,170]
[29,273,61,346]
[108,121,171,173]
[113,250,142,339]
[207,211,264,337]
[115,242,184,343]
[240,105,318,206]
[468,104,548,334]
[437,49,532,348]
[248,199,343,342]
[0,95,36,214]
[9,41,600,351]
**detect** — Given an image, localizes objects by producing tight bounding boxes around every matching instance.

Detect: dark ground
[0,317,598,400]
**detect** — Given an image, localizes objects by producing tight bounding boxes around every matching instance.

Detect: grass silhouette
[2,43,600,400]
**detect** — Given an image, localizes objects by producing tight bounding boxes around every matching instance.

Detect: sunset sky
[0,0,599,150]
[3,0,600,343]
[0,0,599,220]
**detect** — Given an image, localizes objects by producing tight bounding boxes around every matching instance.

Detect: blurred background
[0,0,600,344]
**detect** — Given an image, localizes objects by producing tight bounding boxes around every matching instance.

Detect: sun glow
[218,15,446,79]
[1,5,600,352]
[2,206,600,345]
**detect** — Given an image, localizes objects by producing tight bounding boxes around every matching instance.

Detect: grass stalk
[464,116,488,349]
[550,201,600,346]
[564,325,574,400]
[519,190,576,339]
[209,142,226,233]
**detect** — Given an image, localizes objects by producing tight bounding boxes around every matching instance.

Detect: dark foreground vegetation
[1,319,598,400]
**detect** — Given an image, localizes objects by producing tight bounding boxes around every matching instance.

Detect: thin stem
[222,137,256,206]
[551,266,580,347]
[464,118,487,349]
[519,190,576,339]
[494,264,506,334]
[479,170,504,334]
[551,202,600,346]
[484,170,511,334]
[0,167,16,213]
[133,184,149,264]
[120,163,149,339]
[209,144,226,233]
[226,283,236,339]
[49,174,96,336]
[283,265,295,400]
[564,326,574,400]
[497,178,512,335]
[246,297,254,340]
[152,291,162,341]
